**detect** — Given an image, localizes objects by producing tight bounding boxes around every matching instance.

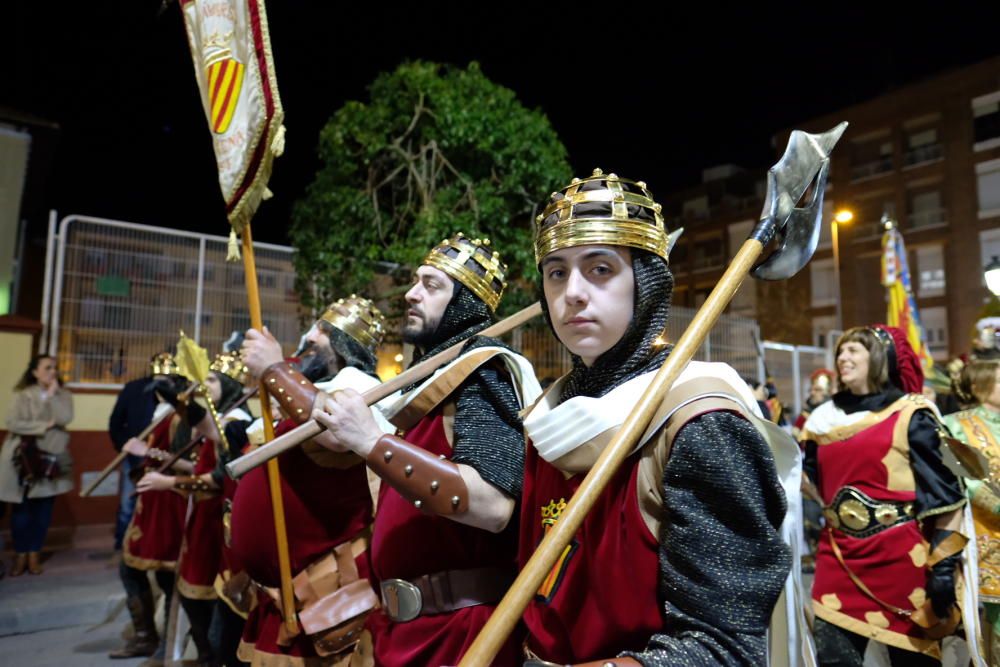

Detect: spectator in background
[108,352,175,551]
[943,359,1000,664]
[0,355,74,576]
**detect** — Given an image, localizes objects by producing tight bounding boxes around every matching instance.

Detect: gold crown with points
[534,168,669,263]
[319,294,387,353]
[209,351,249,385]
[150,352,179,376]
[423,233,507,312]
[540,498,568,527]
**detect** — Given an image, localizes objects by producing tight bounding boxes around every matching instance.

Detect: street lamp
[986,255,1000,296]
[832,209,853,330]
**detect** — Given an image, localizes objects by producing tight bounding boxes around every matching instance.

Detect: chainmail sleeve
[451,358,525,498]
[621,411,790,667]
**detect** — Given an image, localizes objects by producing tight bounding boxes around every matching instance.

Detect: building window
[682,195,709,220]
[812,315,837,349]
[976,159,1000,218]
[915,245,946,297]
[850,137,894,181]
[973,91,1000,150]
[810,258,836,307]
[904,128,943,167]
[908,190,946,229]
[692,237,723,270]
[920,306,948,361]
[982,228,1000,282]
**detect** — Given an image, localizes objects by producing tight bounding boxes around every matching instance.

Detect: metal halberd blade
[752,122,848,281]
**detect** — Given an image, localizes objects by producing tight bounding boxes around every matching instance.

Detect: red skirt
[123,488,187,571]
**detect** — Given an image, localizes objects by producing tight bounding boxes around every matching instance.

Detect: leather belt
[823,485,914,539]
[380,567,515,622]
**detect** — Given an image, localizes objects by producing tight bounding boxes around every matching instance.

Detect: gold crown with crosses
[319,295,387,353]
[534,168,669,263]
[423,233,507,313]
[150,352,179,377]
[209,351,249,385]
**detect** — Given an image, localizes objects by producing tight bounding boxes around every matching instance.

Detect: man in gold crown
[233,295,393,666]
[136,350,254,666]
[517,170,799,666]
[311,235,541,667]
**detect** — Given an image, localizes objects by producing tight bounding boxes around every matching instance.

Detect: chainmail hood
[546,249,674,402]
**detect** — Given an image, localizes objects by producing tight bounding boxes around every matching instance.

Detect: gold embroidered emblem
[820,593,842,610]
[536,497,576,602]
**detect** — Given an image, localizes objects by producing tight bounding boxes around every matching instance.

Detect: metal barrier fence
[761,342,833,420]
[44,215,303,387]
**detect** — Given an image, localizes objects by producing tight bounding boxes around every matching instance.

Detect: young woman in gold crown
[517,170,804,666]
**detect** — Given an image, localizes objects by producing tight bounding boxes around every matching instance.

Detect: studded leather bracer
[366,434,469,515]
[174,476,214,493]
[261,362,320,424]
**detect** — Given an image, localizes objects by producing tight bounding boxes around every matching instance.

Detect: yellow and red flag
[179,0,284,256]
[881,224,935,371]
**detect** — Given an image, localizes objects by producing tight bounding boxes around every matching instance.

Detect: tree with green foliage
[290,61,572,323]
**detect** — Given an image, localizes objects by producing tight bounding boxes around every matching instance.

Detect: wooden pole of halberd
[240,223,298,634]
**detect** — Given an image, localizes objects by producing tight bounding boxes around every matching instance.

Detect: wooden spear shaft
[458,239,764,667]
[225,302,543,479]
[240,225,297,634]
[80,382,200,498]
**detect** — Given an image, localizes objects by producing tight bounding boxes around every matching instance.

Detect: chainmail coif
[404,282,526,497]
[543,249,674,402]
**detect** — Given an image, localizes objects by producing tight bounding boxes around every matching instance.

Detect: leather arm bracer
[261,362,319,424]
[366,434,469,515]
[174,475,214,493]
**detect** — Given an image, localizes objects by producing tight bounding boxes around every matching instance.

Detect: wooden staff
[241,225,297,634]
[457,120,847,665]
[226,301,543,479]
[80,382,200,497]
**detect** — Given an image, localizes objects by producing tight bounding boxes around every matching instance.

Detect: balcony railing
[908,207,947,229]
[903,143,943,168]
[850,156,894,182]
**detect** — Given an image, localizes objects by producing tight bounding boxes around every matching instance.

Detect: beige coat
[0,385,74,502]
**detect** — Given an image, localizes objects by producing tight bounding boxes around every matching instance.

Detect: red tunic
[519,442,661,663]
[808,400,938,657]
[123,417,187,571]
[233,418,373,663]
[367,411,522,667]
[177,439,224,599]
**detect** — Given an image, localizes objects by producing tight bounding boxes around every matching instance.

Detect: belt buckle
[381,578,422,622]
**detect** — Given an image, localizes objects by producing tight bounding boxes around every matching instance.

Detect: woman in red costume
[803,325,967,666]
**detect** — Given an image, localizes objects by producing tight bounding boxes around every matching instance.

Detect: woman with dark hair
[944,359,1000,664]
[0,355,74,576]
[802,326,970,665]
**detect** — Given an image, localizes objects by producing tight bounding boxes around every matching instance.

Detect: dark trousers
[215,600,247,666]
[120,560,175,600]
[814,617,940,666]
[11,495,55,553]
[114,454,142,550]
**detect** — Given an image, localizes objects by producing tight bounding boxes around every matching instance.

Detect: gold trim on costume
[812,600,941,658]
[178,577,219,601]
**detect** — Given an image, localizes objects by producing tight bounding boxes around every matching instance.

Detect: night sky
[6,2,1000,246]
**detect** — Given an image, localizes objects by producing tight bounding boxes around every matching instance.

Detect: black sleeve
[622,411,791,667]
[108,383,134,451]
[802,440,818,489]
[211,420,250,488]
[451,361,525,498]
[909,410,966,521]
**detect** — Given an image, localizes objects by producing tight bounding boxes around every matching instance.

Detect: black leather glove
[925,529,961,619]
